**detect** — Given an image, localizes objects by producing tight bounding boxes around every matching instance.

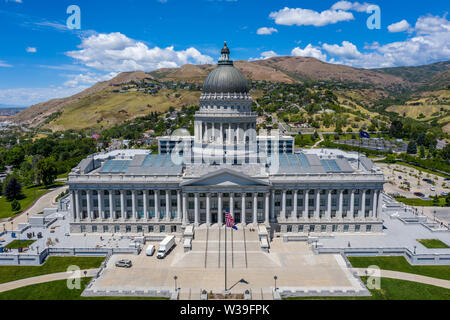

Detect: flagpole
[358,131,361,170]
[224,220,227,292]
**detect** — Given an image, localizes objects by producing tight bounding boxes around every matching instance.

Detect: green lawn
[395,197,447,207]
[418,239,450,249]
[348,256,450,281]
[395,161,450,179]
[0,183,65,219]
[0,256,105,284]
[286,277,450,300]
[0,278,169,300]
[4,240,35,250]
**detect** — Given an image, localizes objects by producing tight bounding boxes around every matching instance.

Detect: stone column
[338,190,344,219]
[194,193,199,225]
[143,191,148,220]
[230,193,234,219]
[253,193,258,225]
[155,191,160,221]
[377,190,383,218]
[86,190,92,220]
[98,190,104,220]
[75,190,81,221]
[315,190,320,219]
[120,190,125,221]
[220,123,224,144]
[166,191,171,221]
[228,123,232,144]
[292,190,298,220]
[372,190,378,219]
[70,191,76,221]
[109,190,114,220]
[182,193,188,225]
[177,190,182,220]
[218,193,223,225]
[271,190,275,221]
[241,193,246,225]
[327,190,332,219]
[360,190,366,219]
[303,190,309,219]
[206,193,211,225]
[265,193,270,224]
[281,190,287,220]
[132,190,137,219]
[350,190,355,219]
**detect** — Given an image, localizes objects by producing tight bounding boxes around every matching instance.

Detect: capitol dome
[202,42,249,94]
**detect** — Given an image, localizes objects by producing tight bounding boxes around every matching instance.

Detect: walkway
[0,268,98,293]
[354,268,450,289]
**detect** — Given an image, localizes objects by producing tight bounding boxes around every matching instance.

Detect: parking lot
[379,163,449,199]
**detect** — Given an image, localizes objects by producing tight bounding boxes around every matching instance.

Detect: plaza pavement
[89,227,367,299]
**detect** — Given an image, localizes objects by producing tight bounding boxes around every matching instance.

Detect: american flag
[225,211,238,230]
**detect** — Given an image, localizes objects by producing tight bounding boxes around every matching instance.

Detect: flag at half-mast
[225,211,238,230]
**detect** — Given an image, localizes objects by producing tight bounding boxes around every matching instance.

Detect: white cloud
[387,20,412,33]
[269,7,354,27]
[249,50,280,61]
[0,60,13,68]
[256,27,278,35]
[331,1,373,12]
[415,15,450,34]
[66,32,214,72]
[322,41,362,59]
[291,44,327,61]
[0,86,89,107]
[63,72,119,88]
[26,47,37,53]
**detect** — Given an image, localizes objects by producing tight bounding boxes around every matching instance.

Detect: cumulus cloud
[256,27,278,35]
[66,32,214,72]
[322,41,362,59]
[269,7,354,27]
[291,44,327,61]
[313,14,450,68]
[387,20,412,33]
[63,72,119,88]
[330,1,373,12]
[26,47,37,53]
[249,50,280,61]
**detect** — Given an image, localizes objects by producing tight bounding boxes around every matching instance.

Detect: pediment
[181,169,270,187]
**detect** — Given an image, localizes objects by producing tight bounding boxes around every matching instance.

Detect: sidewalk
[354,268,450,289]
[0,268,98,293]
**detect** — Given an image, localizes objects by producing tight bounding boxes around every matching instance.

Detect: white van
[146,245,155,256]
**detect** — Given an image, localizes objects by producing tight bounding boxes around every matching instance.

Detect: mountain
[11,57,450,130]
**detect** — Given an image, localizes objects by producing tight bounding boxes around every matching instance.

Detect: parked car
[146,245,155,256]
[441,192,448,196]
[430,186,436,192]
[115,259,132,268]
[414,192,425,198]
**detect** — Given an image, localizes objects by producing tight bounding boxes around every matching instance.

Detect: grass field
[417,239,450,249]
[395,197,447,207]
[0,278,169,300]
[286,277,450,300]
[386,105,450,121]
[0,183,64,219]
[348,256,450,281]
[0,256,105,284]
[4,240,35,249]
[46,89,200,131]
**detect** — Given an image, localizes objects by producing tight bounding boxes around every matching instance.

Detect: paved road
[1,185,68,232]
[0,269,98,293]
[354,268,450,289]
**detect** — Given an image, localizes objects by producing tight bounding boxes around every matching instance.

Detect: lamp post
[414,246,417,254]
[433,210,437,222]
[274,275,278,291]
[174,275,178,292]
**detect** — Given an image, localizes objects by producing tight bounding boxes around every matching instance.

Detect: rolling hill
[11,57,450,131]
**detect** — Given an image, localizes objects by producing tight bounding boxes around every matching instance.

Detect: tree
[11,199,21,212]
[36,158,57,187]
[3,177,23,201]
[389,120,403,138]
[407,141,417,155]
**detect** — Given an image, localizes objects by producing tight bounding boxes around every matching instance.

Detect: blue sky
[0,0,449,107]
